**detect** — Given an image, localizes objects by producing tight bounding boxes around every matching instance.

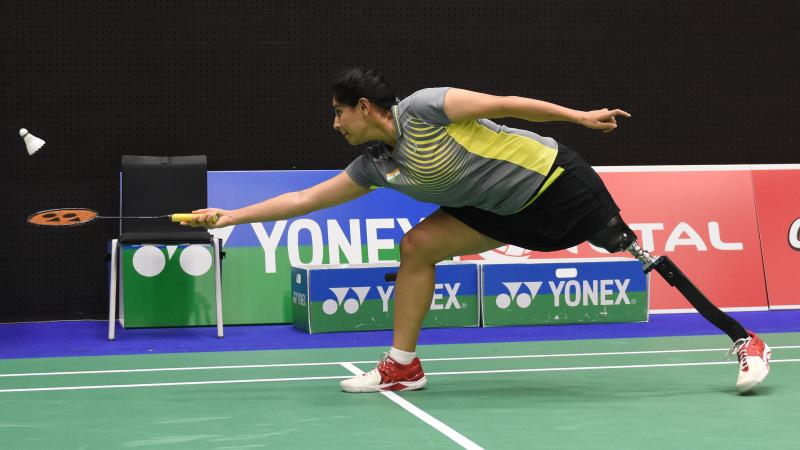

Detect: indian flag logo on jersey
[386,168,400,182]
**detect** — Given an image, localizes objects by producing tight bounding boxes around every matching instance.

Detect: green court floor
[1,333,798,449]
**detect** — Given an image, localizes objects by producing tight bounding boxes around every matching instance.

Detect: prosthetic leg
[590,215,773,393]
[588,215,748,341]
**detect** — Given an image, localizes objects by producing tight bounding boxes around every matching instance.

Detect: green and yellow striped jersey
[346,87,560,215]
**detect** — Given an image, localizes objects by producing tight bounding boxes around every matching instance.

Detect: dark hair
[333,68,397,111]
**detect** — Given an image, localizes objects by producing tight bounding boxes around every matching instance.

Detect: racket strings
[28,209,99,226]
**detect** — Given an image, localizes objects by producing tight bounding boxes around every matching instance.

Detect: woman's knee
[399,229,441,264]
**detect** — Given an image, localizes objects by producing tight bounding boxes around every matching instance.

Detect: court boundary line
[340,362,484,450]
[0,375,349,393]
[3,345,799,378]
[426,359,800,376]
[1,358,798,394]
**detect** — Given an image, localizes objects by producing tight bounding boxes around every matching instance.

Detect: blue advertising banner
[292,262,479,333]
[481,259,649,326]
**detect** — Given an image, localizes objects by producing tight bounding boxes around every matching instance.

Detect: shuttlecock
[20,128,45,155]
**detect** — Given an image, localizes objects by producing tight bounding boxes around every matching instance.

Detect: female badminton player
[184,68,771,394]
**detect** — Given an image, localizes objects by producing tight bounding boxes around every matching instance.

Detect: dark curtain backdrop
[1,1,797,320]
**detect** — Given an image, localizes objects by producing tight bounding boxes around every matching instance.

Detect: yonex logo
[131,245,212,277]
[790,218,800,251]
[495,282,542,309]
[494,278,633,308]
[552,279,632,307]
[292,291,307,306]
[320,283,463,315]
[322,287,371,315]
[430,283,462,310]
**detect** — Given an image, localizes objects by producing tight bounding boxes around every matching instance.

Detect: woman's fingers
[613,109,631,118]
[586,108,629,133]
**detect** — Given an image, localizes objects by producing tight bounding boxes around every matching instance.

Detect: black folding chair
[108,155,223,339]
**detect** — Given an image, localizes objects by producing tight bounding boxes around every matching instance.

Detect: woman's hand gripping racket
[26,208,220,227]
[181,208,234,228]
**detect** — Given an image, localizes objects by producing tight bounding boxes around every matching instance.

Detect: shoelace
[354,353,390,379]
[378,353,399,377]
[726,337,751,369]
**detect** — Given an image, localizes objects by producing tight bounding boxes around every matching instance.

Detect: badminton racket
[27,208,217,227]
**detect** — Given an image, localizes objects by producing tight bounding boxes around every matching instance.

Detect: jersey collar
[391,104,403,140]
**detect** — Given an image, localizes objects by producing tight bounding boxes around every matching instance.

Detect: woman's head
[332,68,397,145]
[333,68,396,111]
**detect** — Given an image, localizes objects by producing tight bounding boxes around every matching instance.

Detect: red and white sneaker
[728,331,772,393]
[340,354,427,393]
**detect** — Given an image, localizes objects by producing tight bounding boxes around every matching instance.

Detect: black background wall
[1,1,797,321]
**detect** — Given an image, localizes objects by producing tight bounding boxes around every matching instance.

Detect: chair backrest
[120,155,211,243]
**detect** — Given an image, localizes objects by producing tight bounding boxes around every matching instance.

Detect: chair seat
[120,230,212,244]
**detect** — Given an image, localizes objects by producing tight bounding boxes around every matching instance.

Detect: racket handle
[171,213,218,224]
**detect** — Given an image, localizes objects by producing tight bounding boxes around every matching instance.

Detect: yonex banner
[292,262,479,333]
[481,259,649,326]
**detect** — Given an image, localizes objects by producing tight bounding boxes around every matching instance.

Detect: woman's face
[332,97,369,145]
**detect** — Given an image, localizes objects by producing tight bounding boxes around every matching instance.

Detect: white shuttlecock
[20,128,45,155]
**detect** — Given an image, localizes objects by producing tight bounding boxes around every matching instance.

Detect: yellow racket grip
[171,213,218,224]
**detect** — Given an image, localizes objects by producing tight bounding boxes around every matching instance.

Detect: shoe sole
[342,376,427,393]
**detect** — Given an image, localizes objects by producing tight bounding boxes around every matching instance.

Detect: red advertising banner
[751,166,800,309]
[461,167,769,312]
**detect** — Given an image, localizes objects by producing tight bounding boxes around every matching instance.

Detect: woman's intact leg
[393,209,502,351]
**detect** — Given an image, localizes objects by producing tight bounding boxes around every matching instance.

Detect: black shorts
[441,144,620,252]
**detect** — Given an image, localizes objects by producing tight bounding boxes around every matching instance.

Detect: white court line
[0,375,349,393]
[0,361,352,378]
[339,362,484,450]
[427,359,800,376]
[420,345,800,363]
[3,345,800,378]
[1,358,798,394]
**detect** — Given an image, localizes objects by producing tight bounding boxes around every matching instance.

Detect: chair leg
[213,237,224,338]
[108,239,119,340]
